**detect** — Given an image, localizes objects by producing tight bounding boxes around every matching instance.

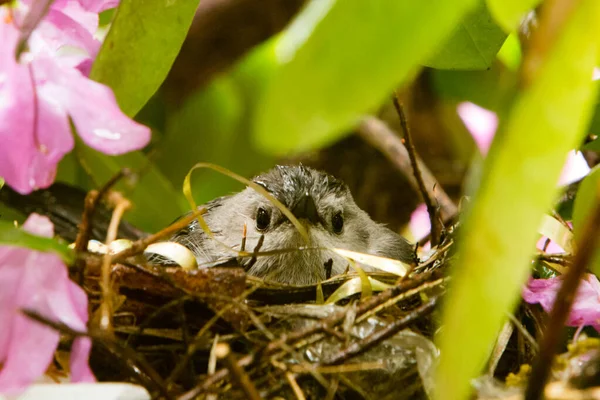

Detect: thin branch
[215,343,262,400]
[99,192,132,333]
[357,116,458,224]
[392,94,443,246]
[74,170,128,252]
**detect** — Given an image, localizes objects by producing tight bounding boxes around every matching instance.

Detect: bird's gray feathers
[169,165,414,285]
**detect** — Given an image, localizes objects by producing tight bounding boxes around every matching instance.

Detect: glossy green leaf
[572,165,600,275]
[90,0,201,117]
[432,62,517,112]
[486,0,542,33]
[425,3,507,70]
[435,1,600,399]
[0,220,74,264]
[75,144,187,232]
[496,33,522,71]
[583,84,600,144]
[573,165,600,240]
[253,0,478,155]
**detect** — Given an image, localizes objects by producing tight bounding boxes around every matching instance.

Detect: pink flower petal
[31,8,100,57]
[78,0,119,13]
[523,274,600,331]
[35,57,151,154]
[0,214,94,393]
[70,337,95,382]
[0,16,75,194]
[457,102,498,156]
[536,236,566,254]
[409,203,430,241]
[558,150,590,186]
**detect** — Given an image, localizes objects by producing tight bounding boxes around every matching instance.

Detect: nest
[72,246,448,400]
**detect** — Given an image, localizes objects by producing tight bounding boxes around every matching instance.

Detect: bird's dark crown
[253,165,348,207]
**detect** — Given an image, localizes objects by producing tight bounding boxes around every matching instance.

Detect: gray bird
[170,165,415,286]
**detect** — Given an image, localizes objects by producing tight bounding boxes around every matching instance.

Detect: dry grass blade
[332,248,410,276]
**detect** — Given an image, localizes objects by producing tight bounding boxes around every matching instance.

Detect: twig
[323,295,440,365]
[525,186,600,400]
[285,372,306,400]
[392,94,443,246]
[21,309,173,400]
[357,116,458,223]
[74,170,128,252]
[244,234,265,271]
[99,192,132,333]
[215,343,262,400]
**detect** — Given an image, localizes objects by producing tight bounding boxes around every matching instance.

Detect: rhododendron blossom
[0,214,94,393]
[0,0,150,195]
[523,273,600,332]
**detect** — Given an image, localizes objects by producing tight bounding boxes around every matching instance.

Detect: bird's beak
[291,193,319,224]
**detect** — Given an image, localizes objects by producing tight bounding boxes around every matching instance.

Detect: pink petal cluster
[0,214,94,393]
[0,0,150,195]
[523,273,600,331]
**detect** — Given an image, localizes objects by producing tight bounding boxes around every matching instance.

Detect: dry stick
[100,193,132,333]
[22,309,173,400]
[74,170,128,252]
[392,95,443,246]
[215,343,262,400]
[357,117,458,223]
[525,188,600,400]
[324,295,440,365]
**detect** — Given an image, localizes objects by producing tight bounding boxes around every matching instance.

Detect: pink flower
[409,203,430,241]
[0,1,150,195]
[558,150,590,186]
[457,102,498,156]
[522,274,600,331]
[0,214,94,393]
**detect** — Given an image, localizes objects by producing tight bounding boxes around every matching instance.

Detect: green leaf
[583,83,600,145]
[75,144,187,232]
[435,1,600,399]
[431,62,517,112]
[572,165,600,276]
[0,220,74,264]
[252,0,478,155]
[425,2,507,70]
[486,0,542,33]
[496,33,522,71]
[90,0,201,117]
[573,165,600,240]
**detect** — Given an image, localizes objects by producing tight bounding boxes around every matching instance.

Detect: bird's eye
[256,207,271,231]
[332,212,344,234]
